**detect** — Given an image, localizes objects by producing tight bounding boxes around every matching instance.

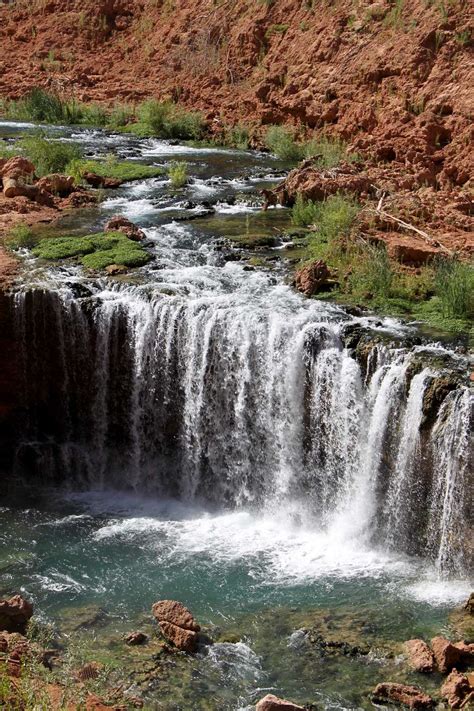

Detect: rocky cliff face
[0,0,472,187]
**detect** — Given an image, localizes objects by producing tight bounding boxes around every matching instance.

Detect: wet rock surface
[372,682,434,709]
[0,594,33,633]
[152,600,201,653]
[256,694,305,710]
[404,639,435,673]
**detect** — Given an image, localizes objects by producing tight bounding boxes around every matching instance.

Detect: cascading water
[9,276,473,577]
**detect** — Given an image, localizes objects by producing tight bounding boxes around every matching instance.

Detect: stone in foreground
[0,595,33,633]
[441,670,473,708]
[372,682,434,709]
[256,694,304,710]
[152,599,200,652]
[404,639,435,673]
[431,636,463,674]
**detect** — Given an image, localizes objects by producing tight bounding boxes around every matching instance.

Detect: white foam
[403,579,473,606]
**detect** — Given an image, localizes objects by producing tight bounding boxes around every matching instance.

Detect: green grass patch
[66,156,164,183]
[6,223,39,250]
[134,99,205,140]
[31,231,152,271]
[433,257,474,320]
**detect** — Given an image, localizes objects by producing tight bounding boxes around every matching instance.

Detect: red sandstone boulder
[431,636,463,673]
[404,639,435,673]
[0,156,35,183]
[255,694,305,711]
[36,173,75,197]
[0,595,33,633]
[83,171,122,189]
[294,259,334,296]
[441,670,473,708]
[104,214,146,241]
[152,599,200,652]
[372,683,434,709]
[465,593,474,615]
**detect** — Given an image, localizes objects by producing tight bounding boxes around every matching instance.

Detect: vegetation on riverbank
[290,195,474,337]
[265,126,359,166]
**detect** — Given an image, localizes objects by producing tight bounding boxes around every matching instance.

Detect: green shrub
[5,88,84,125]
[6,223,38,250]
[18,134,82,176]
[32,231,152,270]
[348,244,394,300]
[292,194,360,239]
[291,194,321,226]
[80,103,108,126]
[305,136,357,168]
[168,161,188,188]
[434,258,474,319]
[265,125,305,161]
[107,103,135,128]
[226,124,251,150]
[136,100,205,140]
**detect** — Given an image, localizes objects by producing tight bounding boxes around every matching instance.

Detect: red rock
[158,620,198,653]
[372,683,434,709]
[270,160,371,206]
[151,600,200,632]
[36,173,75,197]
[255,694,305,711]
[404,639,435,673]
[441,670,472,708]
[431,636,463,674]
[104,215,146,241]
[152,599,200,652]
[0,156,35,182]
[453,641,474,665]
[464,593,474,614]
[83,171,122,189]
[0,595,33,633]
[76,661,104,681]
[294,259,334,296]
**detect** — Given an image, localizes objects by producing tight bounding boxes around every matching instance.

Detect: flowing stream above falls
[1,122,473,710]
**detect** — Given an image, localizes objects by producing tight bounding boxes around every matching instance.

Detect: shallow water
[1,122,472,710]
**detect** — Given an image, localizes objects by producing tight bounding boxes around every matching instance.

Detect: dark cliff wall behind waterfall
[2,288,472,577]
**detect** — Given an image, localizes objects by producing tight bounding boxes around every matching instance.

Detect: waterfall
[8,284,473,576]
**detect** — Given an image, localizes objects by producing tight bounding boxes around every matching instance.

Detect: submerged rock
[125,631,148,646]
[404,639,435,673]
[255,694,305,711]
[152,600,200,653]
[0,595,33,633]
[372,682,434,709]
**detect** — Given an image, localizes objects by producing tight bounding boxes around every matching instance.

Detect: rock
[83,171,122,189]
[0,595,33,633]
[152,599,200,653]
[441,670,473,708]
[255,694,305,711]
[404,639,435,673]
[125,631,148,646]
[76,661,104,681]
[464,593,474,615]
[372,683,434,709]
[105,263,129,275]
[294,259,334,296]
[158,620,198,653]
[36,173,75,197]
[431,636,463,673]
[0,156,35,182]
[453,641,474,666]
[104,214,146,241]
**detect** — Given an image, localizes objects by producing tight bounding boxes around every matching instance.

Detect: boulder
[36,173,75,197]
[104,214,146,241]
[105,263,129,275]
[453,641,474,666]
[152,599,200,652]
[0,595,33,633]
[372,683,434,709]
[0,156,35,182]
[465,593,474,615]
[441,670,473,708]
[294,259,334,296]
[125,631,148,646]
[431,636,463,673]
[83,171,122,189]
[404,639,435,673]
[255,694,305,711]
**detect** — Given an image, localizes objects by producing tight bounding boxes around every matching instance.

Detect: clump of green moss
[66,156,164,183]
[32,231,152,271]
